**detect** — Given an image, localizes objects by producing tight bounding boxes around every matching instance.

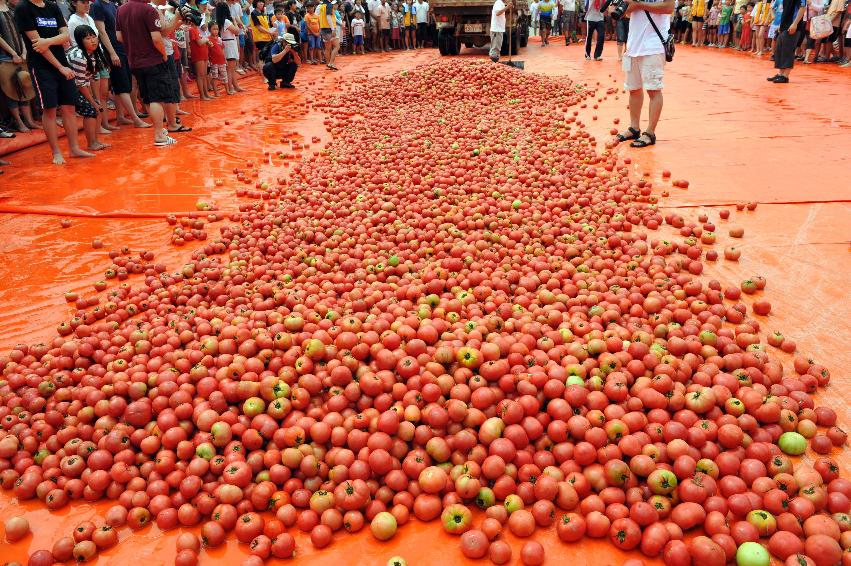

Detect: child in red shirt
[189,21,213,100]
[207,23,227,96]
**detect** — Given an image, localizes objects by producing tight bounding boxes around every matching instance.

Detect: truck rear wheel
[438,29,455,56]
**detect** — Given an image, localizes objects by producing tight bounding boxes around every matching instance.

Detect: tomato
[310,525,333,549]
[508,509,536,537]
[610,517,642,550]
[371,511,398,541]
[235,512,264,544]
[174,549,199,566]
[460,529,490,559]
[641,522,671,557]
[663,540,692,566]
[270,533,295,559]
[489,540,512,565]
[736,541,771,566]
[805,534,842,566]
[586,510,612,538]
[4,516,30,542]
[671,502,706,530]
[91,526,118,549]
[689,535,726,566]
[520,541,545,566]
[557,513,586,543]
[768,531,805,560]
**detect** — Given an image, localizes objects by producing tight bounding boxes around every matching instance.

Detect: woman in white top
[67,0,98,47]
[215,3,244,94]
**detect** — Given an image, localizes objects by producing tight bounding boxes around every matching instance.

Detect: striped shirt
[66,46,95,87]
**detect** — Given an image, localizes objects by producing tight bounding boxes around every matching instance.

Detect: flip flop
[155,136,178,147]
[630,131,657,148]
[168,125,193,133]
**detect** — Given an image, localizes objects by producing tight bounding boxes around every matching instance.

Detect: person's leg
[489,31,503,61]
[646,90,663,134]
[164,102,179,130]
[281,61,297,86]
[83,116,105,149]
[263,62,277,88]
[585,21,593,56]
[594,21,604,58]
[194,62,209,99]
[7,101,29,132]
[628,89,643,132]
[59,104,93,159]
[41,108,65,164]
[149,102,169,144]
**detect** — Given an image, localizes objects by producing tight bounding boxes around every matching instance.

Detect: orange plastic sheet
[1,43,851,566]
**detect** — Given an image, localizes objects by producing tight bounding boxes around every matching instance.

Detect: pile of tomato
[0,60,847,566]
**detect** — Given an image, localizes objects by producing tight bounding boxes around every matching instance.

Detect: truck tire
[452,36,461,55]
[438,29,454,56]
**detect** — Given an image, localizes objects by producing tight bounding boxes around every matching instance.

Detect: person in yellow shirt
[249,0,277,57]
[750,0,770,54]
[691,0,706,46]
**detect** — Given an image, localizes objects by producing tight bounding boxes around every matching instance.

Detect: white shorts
[767,24,779,38]
[223,39,239,60]
[623,53,665,91]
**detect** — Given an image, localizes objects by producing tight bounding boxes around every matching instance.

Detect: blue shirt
[771,0,783,26]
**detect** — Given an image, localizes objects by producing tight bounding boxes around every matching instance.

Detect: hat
[0,62,35,103]
[282,32,298,44]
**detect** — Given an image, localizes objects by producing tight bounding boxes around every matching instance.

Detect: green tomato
[736,542,770,566]
[387,558,408,566]
[778,431,807,455]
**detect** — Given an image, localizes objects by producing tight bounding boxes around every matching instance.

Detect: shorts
[767,23,779,39]
[98,68,110,79]
[616,18,629,43]
[133,62,179,105]
[417,22,427,41]
[623,53,665,91]
[391,27,400,40]
[719,22,730,34]
[692,15,704,23]
[407,24,416,31]
[775,27,801,69]
[239,33,245,47]
[540,14,552,27]
[110,51,132,95]
[30,66,78,109]
[223,38,239,60]
[209,63,226,79]
[165,58,182,100]
[678,19,691,32]
[382,27,391,39]
[321,29,335,42]
[309,34,321,49]
[353,34,364,45]
[74,91,97,119]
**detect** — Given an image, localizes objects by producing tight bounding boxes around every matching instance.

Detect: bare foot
[70,148,96,158]
[15,123,31,133]
[134,121,152,128]
[26,121,42,130]
[99,128,113,135]
[105,123,120,131]
[88,142,110,151]
[53,153,66,165]
[118,118,134,125]
[176,109,190,115]
[235,87,245,92]
[200,96,213,101]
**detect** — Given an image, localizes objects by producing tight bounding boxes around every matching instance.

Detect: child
[707,1,720,45]
[300,11,310,60]
[189,19,212,99]
[208,23,227,96]
[65,25,109,152]
[390,5,401,50]
[718,0,733,47]
[305,4,322,64]
[351,11,366,53]
[738,4,752,49]
[404,0,415,50]
[274,8,289,37]
[751,0,771,54]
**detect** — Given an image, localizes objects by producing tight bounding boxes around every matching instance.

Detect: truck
[431,0,530,57]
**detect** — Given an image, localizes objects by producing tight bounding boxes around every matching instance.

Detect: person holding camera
[615,0,674,147]
[262,31,300,88]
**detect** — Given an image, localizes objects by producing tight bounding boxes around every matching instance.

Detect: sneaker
[280,83,295,89]
[594,57,603,61]
[585,53,591,60]
[840,60,851,67]
[268,84,277,90]
[766,74,781,81]
[772,75,789,83]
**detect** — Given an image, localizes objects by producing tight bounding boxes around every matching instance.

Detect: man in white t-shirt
[489,0,512,60]
[530,0,539,35]
[414,0,429,47]
[561,0,577,43]
[616,0,674,149]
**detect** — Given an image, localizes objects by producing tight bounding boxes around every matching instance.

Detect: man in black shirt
[15,0,92,163]
[767,0,805,83]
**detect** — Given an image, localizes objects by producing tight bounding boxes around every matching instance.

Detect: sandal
[154,136,178,147]
[168,125,193,133]
[616,127,640,142]
[630,131,656,148]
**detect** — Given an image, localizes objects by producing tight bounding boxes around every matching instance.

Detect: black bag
[644,10,675,62]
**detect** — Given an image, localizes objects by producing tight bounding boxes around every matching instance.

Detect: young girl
[207,22,227,96]
[189,19,213,99]
[67,0,115,134]
[404,0,414,49]
[738,4,753,50]
[751,0,771,54]
[706,2,720,45]
[390,5,401,50]
[215,3,243,94]
[66,25,109,151]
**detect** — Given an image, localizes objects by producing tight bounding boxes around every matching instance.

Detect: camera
[168,0,203,25]
[609,0,628,20]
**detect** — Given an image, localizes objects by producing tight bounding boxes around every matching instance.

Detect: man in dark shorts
[767,0,804,82]
[14,0,93,163]
[414,0,428,47]
[91,0,149,128]
[116,0,177,146]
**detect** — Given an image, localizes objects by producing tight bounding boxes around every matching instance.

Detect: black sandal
[616,126,640,142]
[630,131,656,148]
